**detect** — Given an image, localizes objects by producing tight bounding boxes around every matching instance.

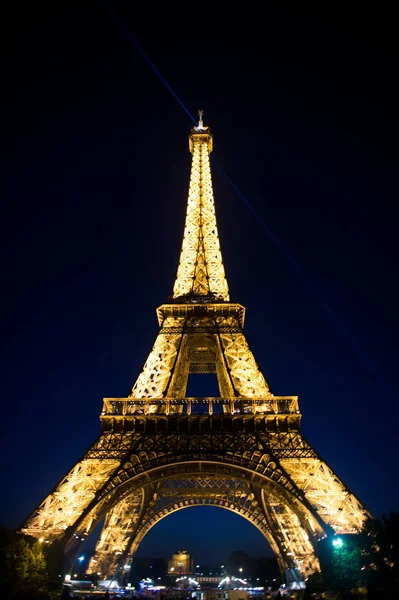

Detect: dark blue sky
[2,5,398,565]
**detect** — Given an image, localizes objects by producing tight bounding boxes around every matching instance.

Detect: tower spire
[198,109,204,129]
[173,116,229,301]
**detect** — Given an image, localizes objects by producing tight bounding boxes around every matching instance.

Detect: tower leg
[21,457,120,543]
[86,491,144,581]
[281,457,370,533]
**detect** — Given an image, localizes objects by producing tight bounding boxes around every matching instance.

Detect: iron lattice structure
[22,117,370,585]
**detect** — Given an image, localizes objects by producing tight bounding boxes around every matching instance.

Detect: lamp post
[332,537,343,548]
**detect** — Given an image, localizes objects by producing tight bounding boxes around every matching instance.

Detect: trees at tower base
[305,513,399,598]
[0,526,65,599]
[0,526,49,599]
[317,534,363,592]
[359,511,399,600]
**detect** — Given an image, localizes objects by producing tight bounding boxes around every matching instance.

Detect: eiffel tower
[21,112,369,586]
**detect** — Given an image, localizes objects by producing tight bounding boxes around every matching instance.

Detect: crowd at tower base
[58,546,377,599]
[5,521,398,599]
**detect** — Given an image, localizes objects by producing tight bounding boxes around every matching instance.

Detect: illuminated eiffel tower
[22,112,369,586]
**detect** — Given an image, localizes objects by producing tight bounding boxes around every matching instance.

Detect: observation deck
[100,396,301,432]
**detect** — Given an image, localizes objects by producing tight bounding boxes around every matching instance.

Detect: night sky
[2,5,399,565]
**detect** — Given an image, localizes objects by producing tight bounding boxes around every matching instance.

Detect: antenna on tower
[198,109,204,129]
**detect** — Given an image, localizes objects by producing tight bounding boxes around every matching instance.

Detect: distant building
[196,576,223,585]
[198,591,248,600]
[167,549,195,577]
[227,591,248,600]
[197,591,223,600]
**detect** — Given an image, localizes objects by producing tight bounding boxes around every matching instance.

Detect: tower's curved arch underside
[81,460,324,581]
[70,451,326,542]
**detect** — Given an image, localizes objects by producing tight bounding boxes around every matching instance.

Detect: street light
[332,537,343,547]
[78,556,84,563]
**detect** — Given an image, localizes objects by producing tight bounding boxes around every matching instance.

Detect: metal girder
[21,459,119,542]
[173,129,229,301]
[281,457,370,533]
[126,313,272,406]
[86,491,143,578]
[260,487,321,579]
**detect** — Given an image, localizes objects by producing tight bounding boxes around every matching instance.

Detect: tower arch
[84,468,322,582]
